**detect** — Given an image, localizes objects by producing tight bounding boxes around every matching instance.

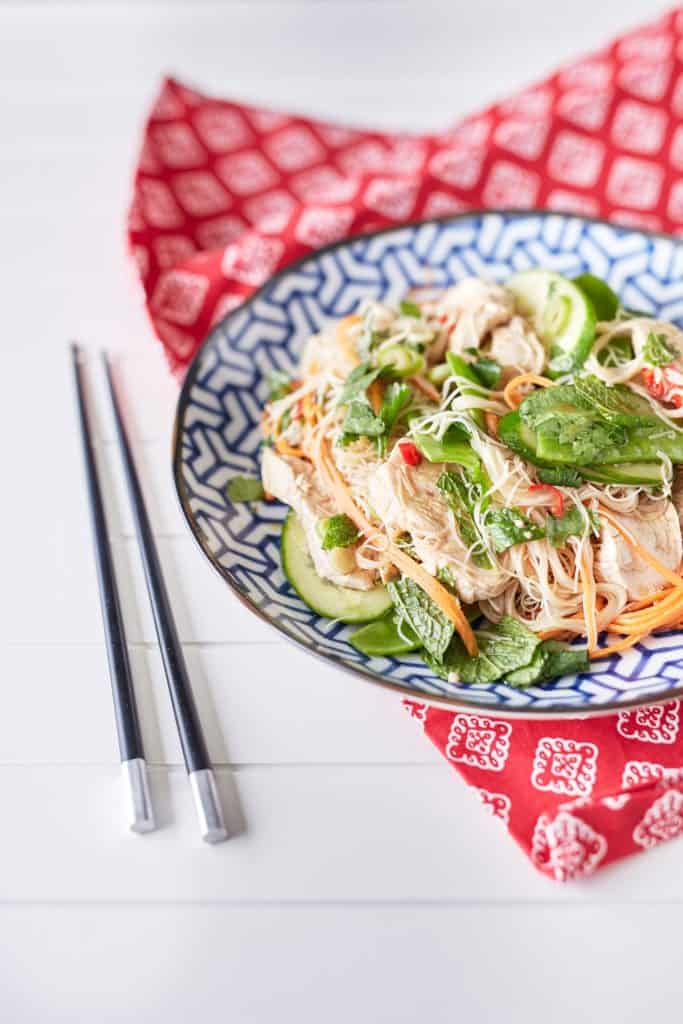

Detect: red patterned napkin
[129,7,683,878]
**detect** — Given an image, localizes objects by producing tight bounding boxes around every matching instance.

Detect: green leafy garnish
[536,466,583,487]
[471,357,501,389]
[317,514,360,551]
[425,616,588,687]
[484,507,545,552]
[437,470,491,568]
[342,401,385,438]
[428,616,540,684]
[545,504,595,547]
[380,382,411,432]
[643,331,678,367]
[399,299,422,318]
[387,576,454,661]
[338,362,383,406]
[227,476,265,502]
[268,370,293,401]
[538,415,626,464]
[572,375,656,424]
[504,640,589,687]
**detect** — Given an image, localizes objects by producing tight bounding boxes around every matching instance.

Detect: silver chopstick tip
[189,769,229,844]
[121,758,157,834]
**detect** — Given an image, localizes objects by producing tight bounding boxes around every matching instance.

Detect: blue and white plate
[173,210,683,716]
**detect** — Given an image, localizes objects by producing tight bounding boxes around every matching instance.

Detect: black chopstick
[101,352,228,844]
[71,344,156,833]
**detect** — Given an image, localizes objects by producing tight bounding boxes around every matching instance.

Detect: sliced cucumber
[349,616,421,656]
[498,411,546,465]
[507,269,596,378]
[573,273,619,322]
[281,513,392,623]
[581,462,667,486]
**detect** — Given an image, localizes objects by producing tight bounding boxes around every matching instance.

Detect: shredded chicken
[489,316,546,378]
[437,277,516,355]
[262,448,377,590]
[367,449,508,603]
[595,501,682,600]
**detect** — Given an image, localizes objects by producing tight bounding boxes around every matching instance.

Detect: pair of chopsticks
[71,345,228,843]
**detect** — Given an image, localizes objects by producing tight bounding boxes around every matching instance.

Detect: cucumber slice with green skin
[281,513,392,623]
[535,424,683,466]
[349,616,421,656]
[497,411,548,465]
[581,462,667,486]
[507,269,596,378]
[499,410,679,478]
[573,274,619,322]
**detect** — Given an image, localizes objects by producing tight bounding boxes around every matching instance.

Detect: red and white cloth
[128,7,683,878]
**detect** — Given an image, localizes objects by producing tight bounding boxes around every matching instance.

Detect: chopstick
[70,344,156,833]
[102,352,229,844]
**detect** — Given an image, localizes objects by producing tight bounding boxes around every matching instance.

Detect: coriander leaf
[227,476,264,502]
[538,415,626,464]
[536,466,583,487]
[317,514,359,550]
[471,357,501,389]
[484,507,545,552]
[268,370,293,401]
[342,400,385,437]
[338,362,383,406]
[643,331,678,367]
[399,299,422,318]
[545,504,590,547]
[387,576,454,661]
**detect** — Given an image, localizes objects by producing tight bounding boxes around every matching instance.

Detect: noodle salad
[228,269,683,687]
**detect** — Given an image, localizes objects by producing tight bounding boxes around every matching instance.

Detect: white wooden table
[3,1,681,1019]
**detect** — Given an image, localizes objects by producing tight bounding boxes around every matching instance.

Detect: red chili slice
[529,483,565,517]
[398,441,422,466]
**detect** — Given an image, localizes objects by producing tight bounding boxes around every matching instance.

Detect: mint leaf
[484,507,545,552]
[505,640,588,687]
[536,466,583,487]
[387,576,454,661]
[342,401,385,437]
[572,374,655,424]
[471,357,501,389]
[318,514,359,550]
[428,616,540,684]
[227,476,264,502]
[400,299,422,318]
[643,331,678,367]
[545,504,590,547]
[538,640,589,680]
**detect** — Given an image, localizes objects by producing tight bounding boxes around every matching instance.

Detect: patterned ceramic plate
[173,210,683,716]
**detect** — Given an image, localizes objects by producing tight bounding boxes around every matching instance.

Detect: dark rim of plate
[172,208,683,718]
